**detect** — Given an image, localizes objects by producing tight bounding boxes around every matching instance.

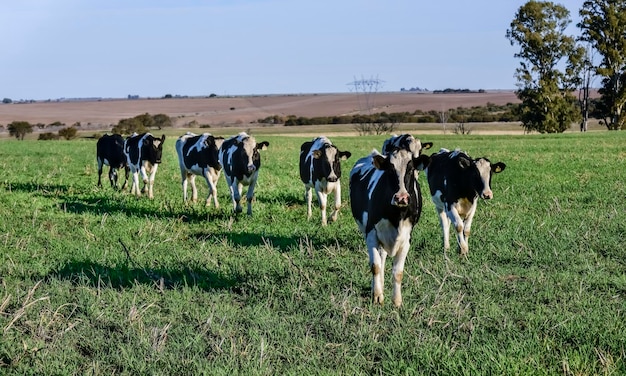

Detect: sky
[1,0,587,100]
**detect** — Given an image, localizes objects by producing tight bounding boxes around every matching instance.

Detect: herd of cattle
[96,131,506,307]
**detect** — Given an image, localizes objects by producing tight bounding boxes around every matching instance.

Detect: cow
[299,136,351,225]
[425,148,506,256]
[218,132,269,215]
[175,132,224,207]
[96,134,129,190]
[124,132,166,199]
[382,133,433,159]
[350,148,430,307]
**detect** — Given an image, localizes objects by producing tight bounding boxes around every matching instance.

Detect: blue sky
[1,0,585,100]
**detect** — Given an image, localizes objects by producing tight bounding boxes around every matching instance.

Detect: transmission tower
[348,75,385,114]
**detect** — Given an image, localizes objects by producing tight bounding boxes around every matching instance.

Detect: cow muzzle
[247,164,257,173]
[481,189,493,200]
[327,175,338,183]
[392,192,410,207]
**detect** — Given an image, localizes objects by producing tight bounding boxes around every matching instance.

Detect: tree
[506,0,584,133]
[578,44,596,131]
[578,0,626,130]
[8,121,33,140]
[58,127,77,140]
[153,113,172,129]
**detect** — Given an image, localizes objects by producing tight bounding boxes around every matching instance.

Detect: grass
[0,130,625,375]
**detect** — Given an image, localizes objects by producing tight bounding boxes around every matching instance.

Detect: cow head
[312,144,351,182]
[458,155,506,199]
[234,133,269,174]
[372,149,430,207]
[147,134,166,164]
[382,134,433,158]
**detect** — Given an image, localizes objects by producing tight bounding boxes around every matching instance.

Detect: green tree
[8,121,33,140]
[58,127,77,140]
[578,0,626,130]
[111,113,159,135]
[153,113,172,129]
[506,0,584,133]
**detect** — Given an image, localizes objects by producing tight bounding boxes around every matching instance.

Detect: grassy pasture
[0,131,625,375]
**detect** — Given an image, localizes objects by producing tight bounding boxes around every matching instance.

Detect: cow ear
[422,142,433,151]
[458,156,471,169]
[339,151,351,160]
[492,162,506,173]
[258,141,269,150]
[413,154,430,171]
[312,150,322,159]
[161,135,166,142]
[372,154,388,170]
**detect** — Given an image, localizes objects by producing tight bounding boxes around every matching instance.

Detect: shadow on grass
[192,230,303,253]
[4,180,236,223]
[2,181,75,195]
[45,259,242,292]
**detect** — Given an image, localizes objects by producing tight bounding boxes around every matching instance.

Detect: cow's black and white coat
[124,133,166,199]
[382,133,433,159]
[176,132,224,207]
[218,132,269,215]
[96,133,129,190]
[299,136,351,225]
[350,148,430,307]
[425,148,506,256]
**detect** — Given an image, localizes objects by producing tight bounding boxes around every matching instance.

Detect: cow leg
[305,185,313,220]
[130,170,141,197]
[229,180,243,213]
[139,165,150,195]
[108,167,118,189]
[147,164,158,199]
[316,190,328,226]
[181,174,189,202]
[97,158,104,187]
[448,206,468,256]
[434,205,451,251]
[432,193,451,251]
[391,240,410,307]
[189,174,198,202]
[204,169,220,208]
[330,182,341,223]
[462,202,479,253]
[121,166,129,190]
[366,231,385,305]
[245,177,258,216]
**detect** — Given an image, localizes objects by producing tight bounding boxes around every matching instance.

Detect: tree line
[2,113,173,140]
[507,0,626,132]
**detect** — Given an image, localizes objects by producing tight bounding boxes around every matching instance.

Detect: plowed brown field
[0,91,520,130]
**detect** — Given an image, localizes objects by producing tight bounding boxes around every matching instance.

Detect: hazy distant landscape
[0,91,521,132]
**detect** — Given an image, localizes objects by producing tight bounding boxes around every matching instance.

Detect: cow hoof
[372,294,384,306]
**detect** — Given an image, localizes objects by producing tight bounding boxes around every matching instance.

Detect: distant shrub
[38,132,59,140]
[58,127,78,140]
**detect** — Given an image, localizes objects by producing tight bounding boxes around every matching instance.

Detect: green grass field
[1,130,625,375]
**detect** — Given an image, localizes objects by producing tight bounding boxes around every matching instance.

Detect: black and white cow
[382,133,433,158]
[176,132,224,207]
[218,132,269,215]
[299,136,351,225]
[124,132,166,199]
[96,133,129,190]
[425,148,506,256]
[350,148,430,307]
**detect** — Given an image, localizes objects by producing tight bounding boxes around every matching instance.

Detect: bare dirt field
[0,91,520,130]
